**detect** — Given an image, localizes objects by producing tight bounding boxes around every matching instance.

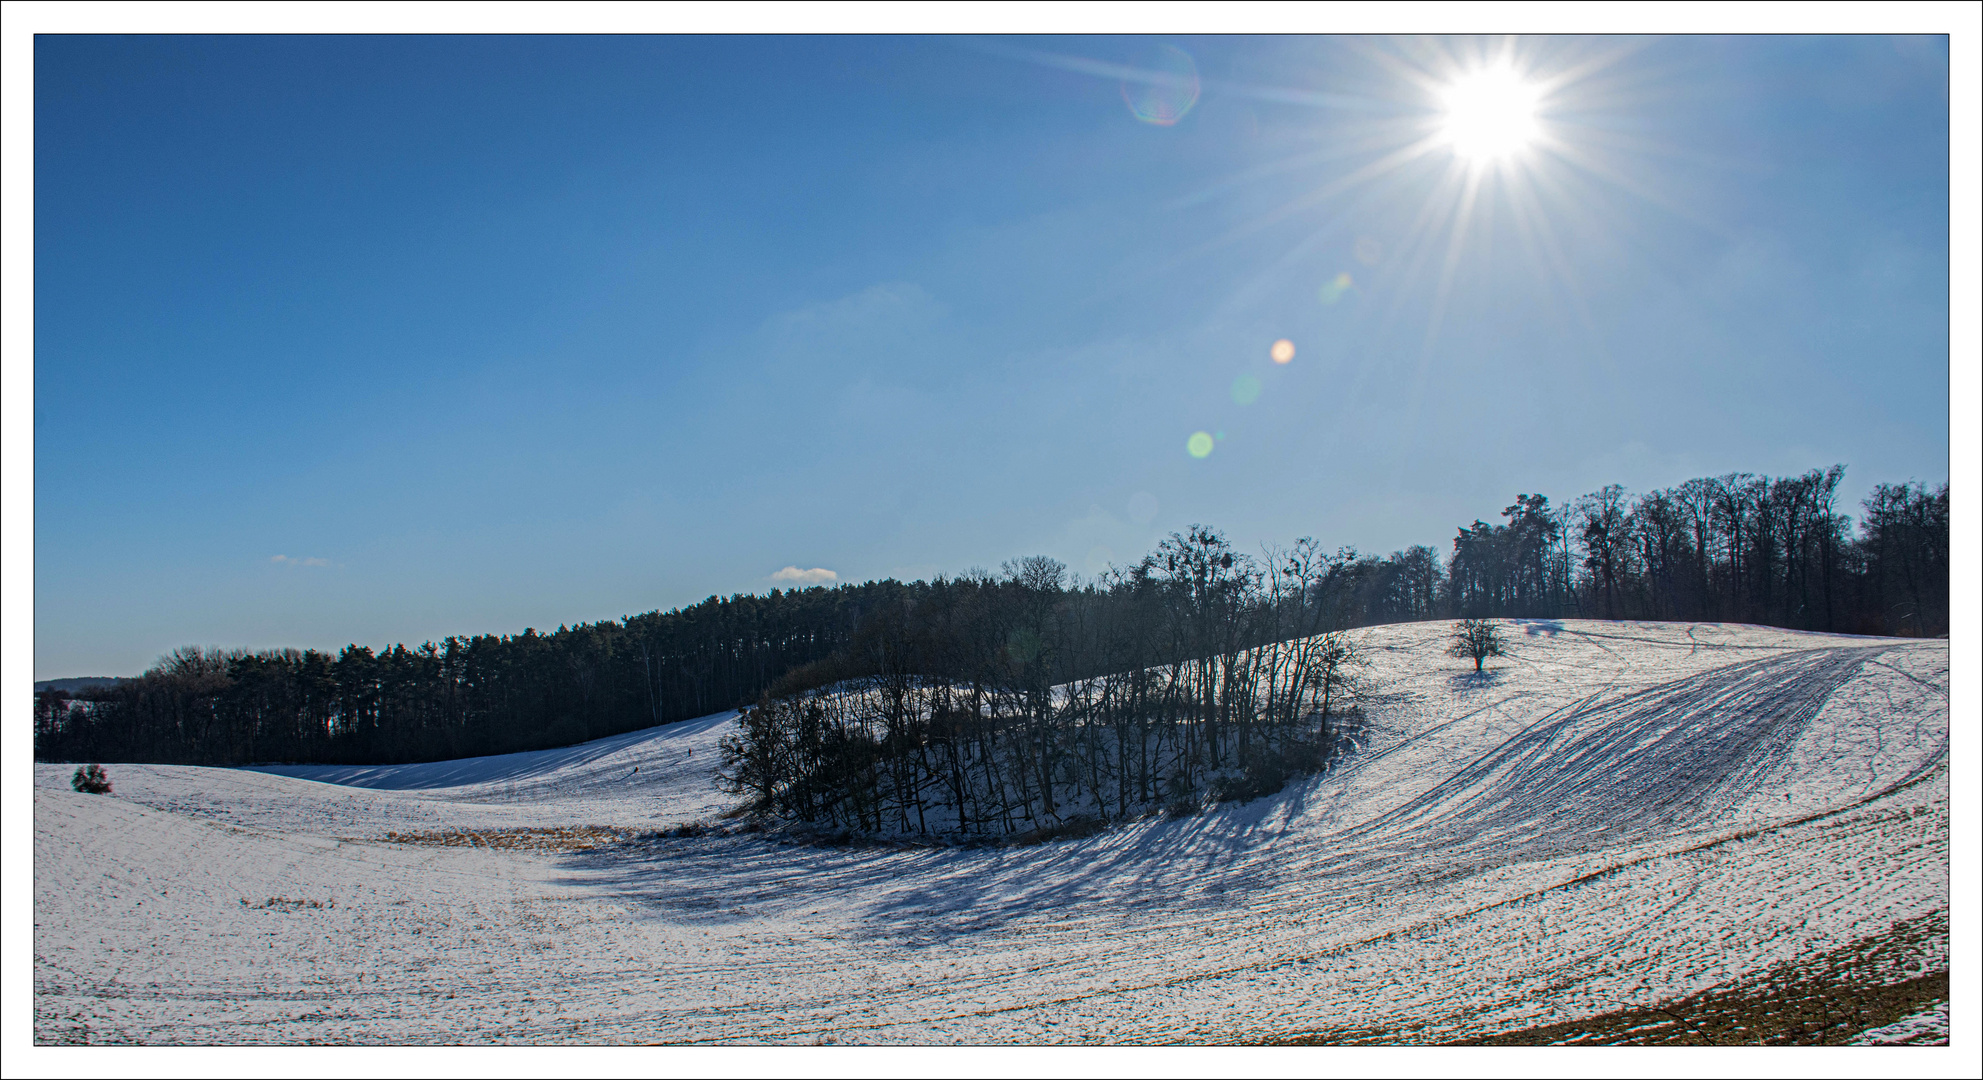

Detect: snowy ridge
[34,620,1948,1044]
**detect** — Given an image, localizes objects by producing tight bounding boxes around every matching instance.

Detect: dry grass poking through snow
[373,826,636,852]
[239,896,336,911]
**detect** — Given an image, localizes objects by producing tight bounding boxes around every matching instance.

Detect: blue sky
[31,34,1953,678]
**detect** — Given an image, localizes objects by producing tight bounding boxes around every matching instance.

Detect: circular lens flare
[1186,431,1214,458]
[1122,45,1201,126]
[1270,339,1296,364]
[1439,65,1540,162]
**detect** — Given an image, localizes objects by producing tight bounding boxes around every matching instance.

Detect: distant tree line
[35,466,1947,770]
[34,586,904,767]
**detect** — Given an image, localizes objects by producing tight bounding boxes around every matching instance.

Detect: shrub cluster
[70,764,111,794]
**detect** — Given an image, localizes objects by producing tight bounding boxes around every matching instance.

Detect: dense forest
[36,467,1949,776]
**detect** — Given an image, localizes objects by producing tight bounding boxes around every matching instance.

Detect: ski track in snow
[33,621,1949,1045]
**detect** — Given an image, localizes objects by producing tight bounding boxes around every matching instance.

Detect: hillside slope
[34,620,1949,1045]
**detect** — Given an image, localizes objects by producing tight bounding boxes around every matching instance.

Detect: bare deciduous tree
[1447,618,1506,673]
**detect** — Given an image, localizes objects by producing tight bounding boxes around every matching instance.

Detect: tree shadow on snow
[549,808,1285,945]
[549,739,1375,948]
[1446,669,1509,693]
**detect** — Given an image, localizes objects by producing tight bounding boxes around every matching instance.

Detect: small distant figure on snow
[1448,618,1507,673]
[71,763,112,794]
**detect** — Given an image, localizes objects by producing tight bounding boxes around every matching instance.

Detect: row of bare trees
[1410,468,1946,635]
[719,530,1367,836]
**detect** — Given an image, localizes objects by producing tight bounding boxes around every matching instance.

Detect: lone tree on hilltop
[1448,618,1506,673]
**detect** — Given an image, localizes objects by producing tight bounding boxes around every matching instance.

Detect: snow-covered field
[34,620,1949,1045]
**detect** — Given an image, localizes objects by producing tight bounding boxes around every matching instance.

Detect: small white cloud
[771,566,838,585]
[271,555,333,568]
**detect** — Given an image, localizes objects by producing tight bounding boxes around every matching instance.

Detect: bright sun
[1438,65,1541,163]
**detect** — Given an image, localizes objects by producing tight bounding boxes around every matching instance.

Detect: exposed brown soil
[1456,969,1946,1046]
[1275,909,1947,1046]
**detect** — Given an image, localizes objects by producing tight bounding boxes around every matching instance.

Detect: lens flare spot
[1320,272,1354,305]
[1122,45,1201,126]
[1231,374,1263,405]
[1186,431,1214,458]
[1270,339,1296,364]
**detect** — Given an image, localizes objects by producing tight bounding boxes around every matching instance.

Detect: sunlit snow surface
[35,621,1948,1045]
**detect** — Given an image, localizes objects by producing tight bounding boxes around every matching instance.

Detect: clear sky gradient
[33,34,1952,678]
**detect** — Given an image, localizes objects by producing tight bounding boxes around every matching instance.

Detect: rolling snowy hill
[33,620,1949,1045]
